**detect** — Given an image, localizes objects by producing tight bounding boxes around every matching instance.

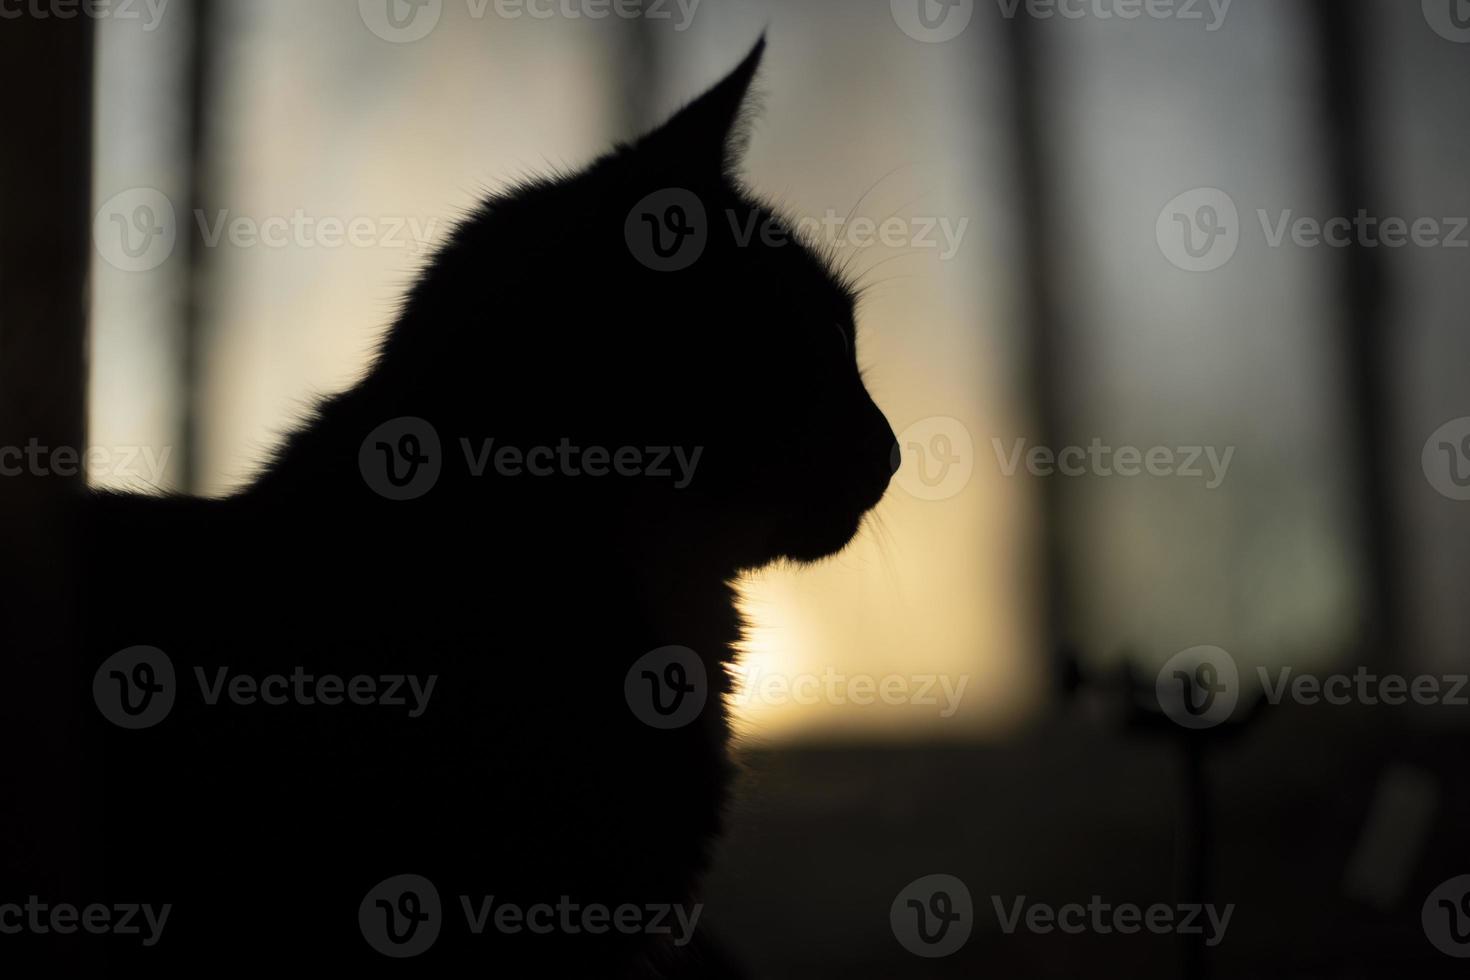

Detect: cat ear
[639,35,766,175]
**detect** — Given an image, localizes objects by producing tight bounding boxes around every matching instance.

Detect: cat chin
[767,508,872,565]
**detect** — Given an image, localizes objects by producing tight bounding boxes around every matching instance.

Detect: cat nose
[878,422,900,487]
[864,398,898,491]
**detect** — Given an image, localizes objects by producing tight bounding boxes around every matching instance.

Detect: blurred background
[8,0,1470,975]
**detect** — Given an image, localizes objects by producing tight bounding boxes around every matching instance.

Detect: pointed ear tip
[714,34,764,89]
[741,34,768,74]
[630,34,769,165]
[694,34,768,122]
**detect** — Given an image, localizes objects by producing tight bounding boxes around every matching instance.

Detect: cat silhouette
[83,36,896,976]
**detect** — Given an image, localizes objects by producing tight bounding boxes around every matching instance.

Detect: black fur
[84,38,895,976]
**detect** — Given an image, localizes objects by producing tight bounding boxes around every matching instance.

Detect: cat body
[82,38,896,975]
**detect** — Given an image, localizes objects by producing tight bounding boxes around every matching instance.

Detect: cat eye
[835,322,851,355]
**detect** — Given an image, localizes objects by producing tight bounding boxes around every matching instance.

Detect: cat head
[369,38,897,571]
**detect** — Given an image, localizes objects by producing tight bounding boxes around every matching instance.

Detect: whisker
[842,162,916,230]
